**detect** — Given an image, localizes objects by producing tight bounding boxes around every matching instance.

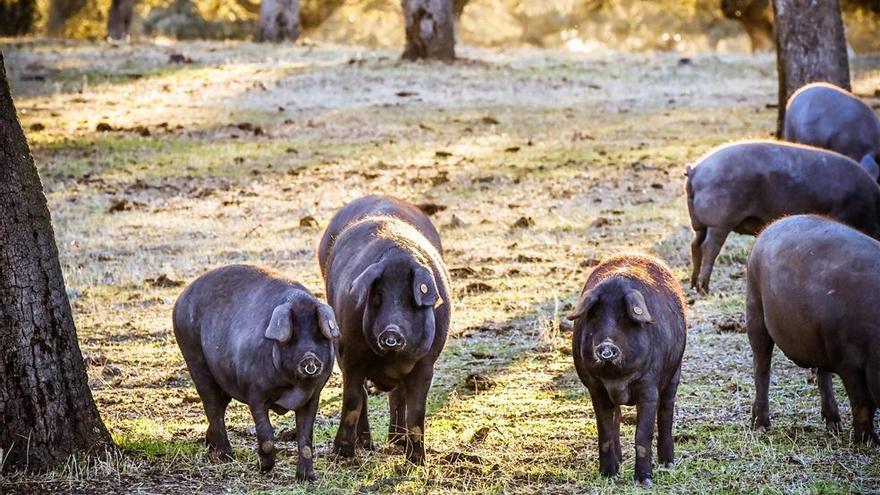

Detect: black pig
[746,215,880,445]
[686,140,880,293]
[784,82,880,169]
[568,253,687,486]
[173,264,339,479]
[319,195,451,464]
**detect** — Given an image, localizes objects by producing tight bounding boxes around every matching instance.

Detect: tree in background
[256,0,300,42]
[0,52,113,472]
[47,0,86,36]
[772,0,850,136]
[402,0,456,61]
[107,0,136,40]
[720,0,773,52]
[0,0,35,36]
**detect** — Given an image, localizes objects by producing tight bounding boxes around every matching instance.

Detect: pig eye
[371,289,383,307]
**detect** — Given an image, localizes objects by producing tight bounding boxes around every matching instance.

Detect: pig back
[318,195,443,275]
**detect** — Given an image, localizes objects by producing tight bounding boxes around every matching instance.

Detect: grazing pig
[784,82,880,169]
[567,253,687,486]
[747,215,880,445]
[319,195,451,464]
[686,140,880,293]
[173,264,339,479]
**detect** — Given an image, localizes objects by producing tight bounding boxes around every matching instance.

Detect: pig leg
[248,402,276,472]
[403,363,433,465]
[357,387,375,450]
[747,291,773,430]
[295,396,319,482]
[690,228,706,289]
[388,387,407,450]
[188,361,234,460]
[333,369,366,458]
[590,388,621,477]
[838,368,880,445]
[696,227,730,294]
[657,368,680,468]
[634,394,659,486]
[817,371,842,434]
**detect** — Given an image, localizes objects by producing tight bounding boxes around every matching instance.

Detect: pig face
[349,254,440,359]
[264,296,339,380]
[568,279,654,378]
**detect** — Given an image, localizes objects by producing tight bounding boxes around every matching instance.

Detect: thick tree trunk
[0,53,112,472]
[772,0,850,136]
[0,0,35,36]
[402,0,456,62]
[107,0,136,40]
[47,0,86,36]
[255,0,300,42]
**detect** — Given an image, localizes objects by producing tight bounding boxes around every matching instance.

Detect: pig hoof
[659,461,674,469]
[599,467,620,478]
[258,456,275,473]
[635,477,653,488]
[296,469,317,482]
[405,453,425,466]
[825,419,843,434]
[332,443,356,459]
[359,439,376,451]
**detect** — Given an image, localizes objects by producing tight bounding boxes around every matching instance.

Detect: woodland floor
[0,39,879,494]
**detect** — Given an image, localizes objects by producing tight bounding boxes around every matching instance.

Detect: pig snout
[377,325,406,351]
[594,340,621,363]
[298,352,323,377]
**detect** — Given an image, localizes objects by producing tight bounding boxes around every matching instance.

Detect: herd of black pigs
[170,82,880,486]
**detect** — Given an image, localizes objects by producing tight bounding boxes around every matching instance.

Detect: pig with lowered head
[686,140,880,293]
[747,215,880,445]
[567,253,687,486]
[784,82,880,170]
[319,195,451,464]
[173,264,339,479]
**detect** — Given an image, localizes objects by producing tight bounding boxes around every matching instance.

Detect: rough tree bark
[772,0,850,136]
[107,0,136,40]
[0,0,35,36]
[721,0,774,52]
[402,0,456,62]
[255,0,300,42]
[0,53,112,472]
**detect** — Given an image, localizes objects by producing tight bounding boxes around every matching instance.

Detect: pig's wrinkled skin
[784,82,880,167]
[686,140,880,293]
[173,264,339,480]
[319,195,451,465]
[747,215,880,445]
[568,254,687,486]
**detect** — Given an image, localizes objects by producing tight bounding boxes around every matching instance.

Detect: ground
[1,39,879,494]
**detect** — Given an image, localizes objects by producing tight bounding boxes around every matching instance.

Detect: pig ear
[265,302,294,343]
[316,303,340,340]
[412,266,440,308]
[567,291,598,321]
[350,262,384,308]
[624,290,653,325]
[860,154,880,182]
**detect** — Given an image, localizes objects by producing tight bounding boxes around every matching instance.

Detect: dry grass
[1,38,879,494]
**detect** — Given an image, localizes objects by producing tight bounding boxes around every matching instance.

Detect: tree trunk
[402,0,455,62]
[107,0,136,41]
[255,0,300,42]
[0,53,112,472]
[0,0,35,36]
[47,0,86,36]
[772,0,850,136]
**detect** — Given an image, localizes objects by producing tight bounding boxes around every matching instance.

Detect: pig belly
[763,311,831,369]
